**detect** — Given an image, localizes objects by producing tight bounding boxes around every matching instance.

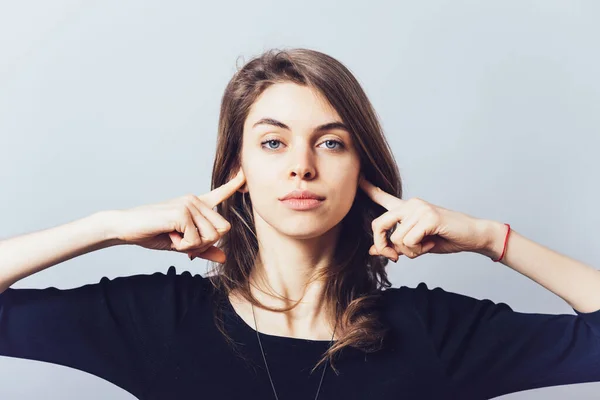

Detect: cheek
[328,180,358,209]
[331,174,360,209]
[331,165,360,189]
[242,154,276,182]
[246,171,279,195]
[243,170,278,206]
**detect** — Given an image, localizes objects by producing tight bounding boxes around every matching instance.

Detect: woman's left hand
[359,176,494,262]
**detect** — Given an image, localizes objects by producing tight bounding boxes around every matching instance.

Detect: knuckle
[196,195,209,207]
[419,202,431,212]
[371,219,379,230]
[178,239,193,251]
[204,231,219,242]
[396,242,409,254]
[193,228,205,241]
[424,205,437,217]
[184,193,197,203]
[218,221,232,233]
[410,197,424,206]
[177,195,189,204]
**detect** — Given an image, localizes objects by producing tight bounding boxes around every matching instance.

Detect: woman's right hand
[111,169,246,263]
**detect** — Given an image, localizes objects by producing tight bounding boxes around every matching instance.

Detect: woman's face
[240,82,361,239]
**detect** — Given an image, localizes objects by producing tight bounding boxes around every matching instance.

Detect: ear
[230,167,248,193]
[358,172,365,185]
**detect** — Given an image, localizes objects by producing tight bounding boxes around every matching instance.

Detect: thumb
[168,231,185,250]
[188,245,227,263]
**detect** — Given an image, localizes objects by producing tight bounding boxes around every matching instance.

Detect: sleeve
[0,266,206,399]
[406,282,600,399]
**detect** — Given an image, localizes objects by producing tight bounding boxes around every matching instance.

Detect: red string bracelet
[492,223,511,262]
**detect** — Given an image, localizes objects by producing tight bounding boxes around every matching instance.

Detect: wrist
[476,219,507,260]
[91,210,126,247]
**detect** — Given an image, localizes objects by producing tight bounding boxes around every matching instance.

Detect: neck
[241,215,342,339]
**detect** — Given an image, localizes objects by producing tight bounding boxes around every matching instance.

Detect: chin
[271,221,334,239]
[281,218,346,239]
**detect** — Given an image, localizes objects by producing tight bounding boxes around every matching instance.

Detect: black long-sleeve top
[1,266,599,399]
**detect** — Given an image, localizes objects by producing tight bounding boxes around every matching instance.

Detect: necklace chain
[251,303,337,400]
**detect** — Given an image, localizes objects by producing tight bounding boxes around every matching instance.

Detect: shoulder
[0,266,218,356]
[100,265,213,292]
[1,266,215,317]
[381,280,504,306]
[379,281,436,309]
[103,265,216,306]
[379,281,510,321]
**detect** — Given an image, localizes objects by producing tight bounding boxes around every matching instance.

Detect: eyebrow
[251,118,349,133]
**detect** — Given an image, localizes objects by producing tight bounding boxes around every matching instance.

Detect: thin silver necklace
[251,303,337,400]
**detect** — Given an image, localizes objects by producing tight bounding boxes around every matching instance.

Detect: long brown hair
[206,48,403,375]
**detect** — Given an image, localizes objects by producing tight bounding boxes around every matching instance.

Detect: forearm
[478,220,600,313]
[0,210,122,293]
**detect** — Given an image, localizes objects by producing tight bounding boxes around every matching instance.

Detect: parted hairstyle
[206,47,403,375]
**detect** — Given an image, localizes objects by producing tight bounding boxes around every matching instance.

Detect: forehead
[244,82,342,128]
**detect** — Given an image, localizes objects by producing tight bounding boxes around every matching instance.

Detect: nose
[290,165,315,179]
[288,145,316,180]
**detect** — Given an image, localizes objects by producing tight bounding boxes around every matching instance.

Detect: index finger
[358,177,405,211]
[201,169,246,208]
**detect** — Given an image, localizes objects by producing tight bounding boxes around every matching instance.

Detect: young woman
[1,48,599,400]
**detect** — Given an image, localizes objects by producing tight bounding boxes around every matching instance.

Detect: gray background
[1,0,599,398]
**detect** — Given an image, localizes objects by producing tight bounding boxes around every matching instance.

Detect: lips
[279,190,325,201]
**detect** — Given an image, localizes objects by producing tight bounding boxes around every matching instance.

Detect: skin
[218,85,600,344]
[228,82,361,340]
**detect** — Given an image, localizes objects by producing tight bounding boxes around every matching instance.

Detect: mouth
[279,190,325,201]
[280,197,324,211]
[278,189,326,211]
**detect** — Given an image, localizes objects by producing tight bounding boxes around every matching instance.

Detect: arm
[0,266,203,399]
[402,280,600,399]
[478,220,600,313]
[0,203,217,397]
[0,210,122,293]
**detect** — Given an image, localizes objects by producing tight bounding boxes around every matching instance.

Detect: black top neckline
[221,290,339,345]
